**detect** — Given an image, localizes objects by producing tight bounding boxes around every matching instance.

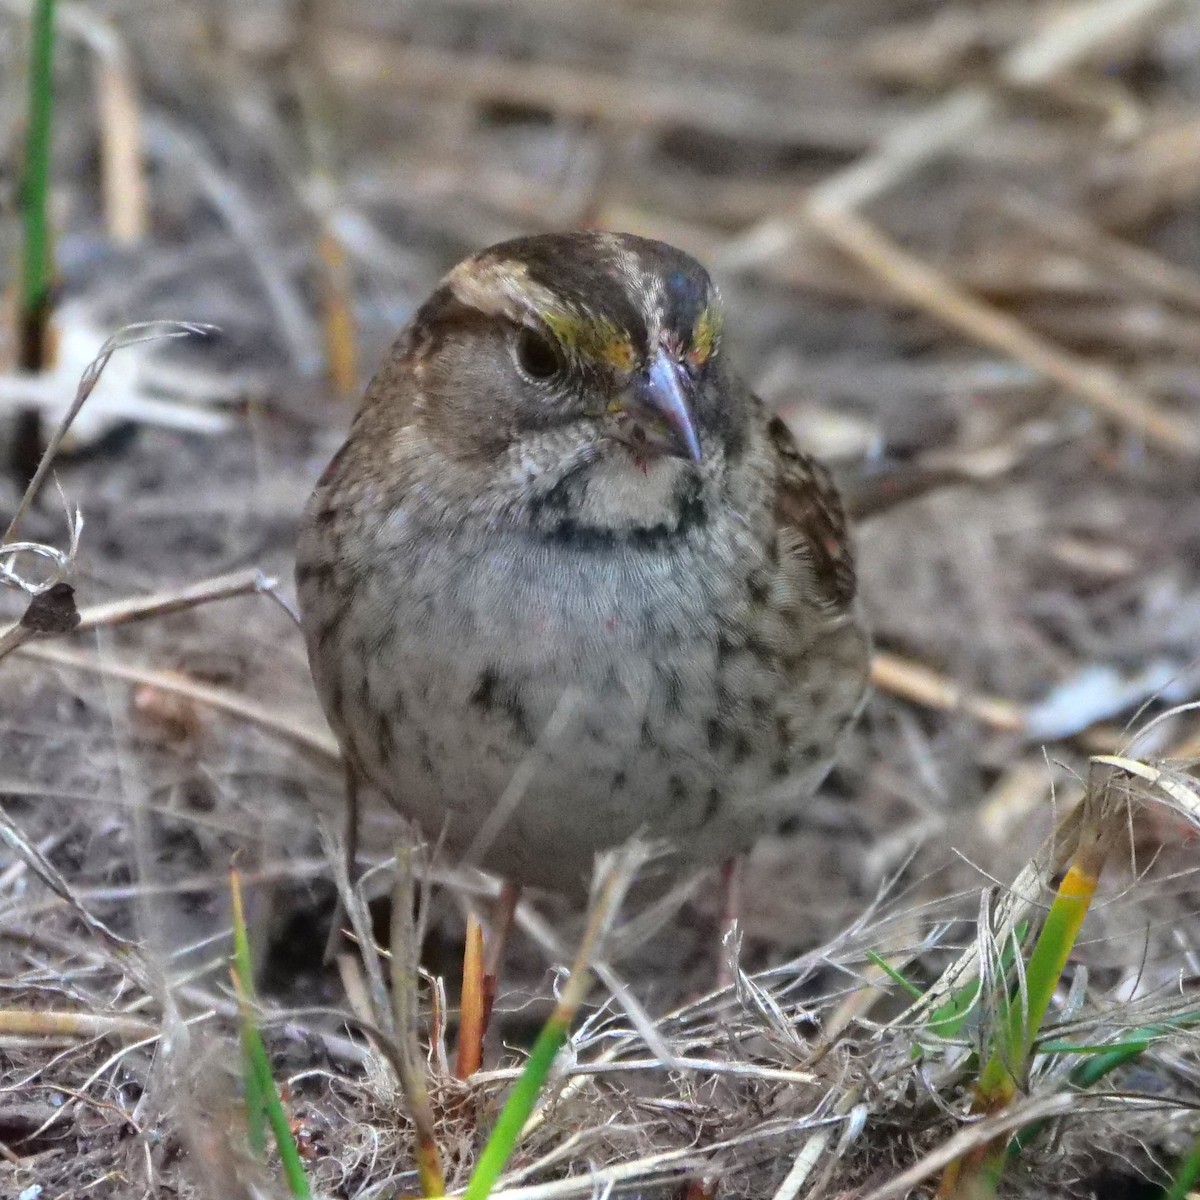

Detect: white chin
[585,450,684,518]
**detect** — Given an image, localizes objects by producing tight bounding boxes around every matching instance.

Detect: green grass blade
[1004,1010,1200,1164]
[243,1021,313,1200]
[940,832,1110,1198]
[1164,1135,1200,1200]
[230,873,267,1154]
[1037,1037,1153,1061]
[460,846,645,1200]
[976,856,1099,1103]
[241,1021,267,1156]
[926,978,982,1042]
[230,872,311,1199]
[914,924,1027,1048]
[865,950,924,1000]
[21,0,56,335]
[462,1016,569,1200]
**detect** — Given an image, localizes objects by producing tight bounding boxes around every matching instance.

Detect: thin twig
[3,321,214,546]
[856,1093,1078,1200]
[807,207,1200,456]
[870,650,1027,734]
[56,2,147,243]
[15,640,338,761]
[0,1009,158,1041]
[720,0,1181,264]
[390,844,447,1197]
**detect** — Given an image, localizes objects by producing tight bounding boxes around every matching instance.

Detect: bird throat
[526,458,707,551]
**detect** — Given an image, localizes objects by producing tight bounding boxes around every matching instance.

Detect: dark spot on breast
[472,669,498,710]
[416,727,436,776]
[746,633,776,669]
[771,756,790,779]
[775,715,791,746]
[731,733,753,764]
[704,787,723,821]
[706,718,726,750]
[471,668,535,745]
[667,775,688,808]
[775,814,803,837]
[368,622,397,658]
[376,714,396,761]
[656,665,683,715]
[750,695,771,721]
[639,609,661,645]
[639,717,655,749]
[612,770,627,791]
[581,717,609,745]
[716,632,739,666]
[747,573,770,607]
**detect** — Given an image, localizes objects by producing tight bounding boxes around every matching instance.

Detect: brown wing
[767,414,857,612]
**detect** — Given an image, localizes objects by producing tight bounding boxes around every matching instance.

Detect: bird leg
[454,912,486,1078]
[324,764,362,965]
[454,879,523,1077]
[484,880,522,1029]
[715,856,743,990]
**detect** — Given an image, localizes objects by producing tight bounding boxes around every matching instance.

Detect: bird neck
[522,455,711,550]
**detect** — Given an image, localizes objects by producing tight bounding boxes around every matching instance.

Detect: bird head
[399,232,735,471]
[344,232,752,545]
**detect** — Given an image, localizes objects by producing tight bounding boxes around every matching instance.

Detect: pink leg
[455,880,522,1077]
[715,857,743,989]
[483,880,522,1028]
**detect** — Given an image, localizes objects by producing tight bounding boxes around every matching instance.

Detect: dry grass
[3,0,1200,1196]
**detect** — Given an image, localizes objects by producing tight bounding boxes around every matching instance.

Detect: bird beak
[626,350,703,463]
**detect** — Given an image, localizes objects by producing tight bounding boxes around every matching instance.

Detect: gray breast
[308,509,865,893]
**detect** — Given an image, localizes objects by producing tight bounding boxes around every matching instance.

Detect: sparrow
[296,232,869,896]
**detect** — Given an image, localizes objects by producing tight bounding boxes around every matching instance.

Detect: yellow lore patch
[543,311,635,372]
[598,331,636,371]
[688,304,721,367]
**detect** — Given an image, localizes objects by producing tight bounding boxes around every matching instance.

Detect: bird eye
[513,327,563,381]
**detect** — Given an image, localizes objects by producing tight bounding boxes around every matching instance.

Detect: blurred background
[3,1,1200,1195]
